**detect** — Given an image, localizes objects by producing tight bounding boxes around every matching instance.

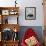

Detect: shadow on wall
[18,26,44,44]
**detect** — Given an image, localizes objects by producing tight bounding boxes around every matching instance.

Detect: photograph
[25,7,36,20]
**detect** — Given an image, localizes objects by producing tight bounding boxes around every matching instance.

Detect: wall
[18,0,44,26]
[0,0,44,26]
[18,26,44,44]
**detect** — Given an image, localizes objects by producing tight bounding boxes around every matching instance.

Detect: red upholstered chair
[21,28,41,46]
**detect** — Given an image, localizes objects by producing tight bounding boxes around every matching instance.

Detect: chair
[21,28,41,46]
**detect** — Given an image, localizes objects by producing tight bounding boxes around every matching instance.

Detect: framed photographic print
[0,15,1,24]
[0,32,1,41]
[25,7,36,20]
[2,10,9,15]
[8,16,18,24]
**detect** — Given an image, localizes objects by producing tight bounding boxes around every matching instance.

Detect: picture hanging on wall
[25,7,36,20]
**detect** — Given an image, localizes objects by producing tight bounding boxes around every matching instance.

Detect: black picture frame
[25,7,36,20]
